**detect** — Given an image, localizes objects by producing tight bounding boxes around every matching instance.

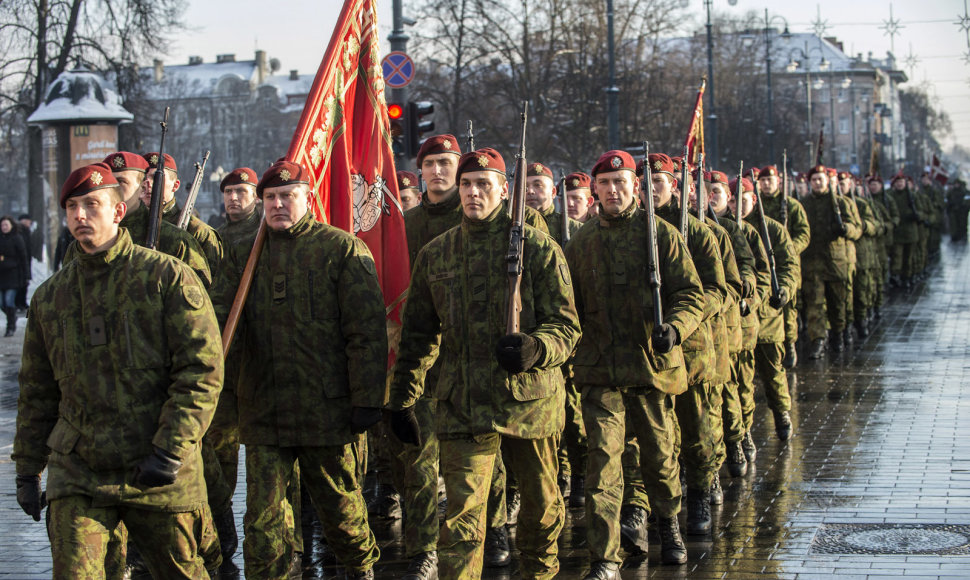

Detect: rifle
[752,178,781,301]
[735,161,744,229]
[781,149,789,228]
[695,152,706,225]
[679,144,690,240]
[145,107,170,250]
[642,141,664,331]
[558,171,570,246]
[466,119,475,151]
[177,150,210,230]
[505,102,528,334]
[830,174,845,233]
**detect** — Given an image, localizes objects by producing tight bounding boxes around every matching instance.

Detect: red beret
[527,162,553,180]
[826,167,838,178]
[143,152,178,174]
[646,153,675,177]
[60,163,118,208]
[257,159,310,197]
[456,148,506,178]
[866,174,882,184]
[397,170,419,190]
[671,156,694,175]
[807,165,827,178]
[220,167,258,191]
[758,165,779,178]
[565,172,591,192]
[592,150,636,176]
[705,170,729,185]
[793,172,807,183]
[728,177,754,195]
[416,134,461,164]
[837,171,853,181]
[103,151,149,174]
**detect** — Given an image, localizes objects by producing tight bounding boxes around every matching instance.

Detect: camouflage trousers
[206,386,240,503]
[754,341,791,414]
[47,495,218,579]
[621,425,649,512]
[487,447,512,529]
[853,267,876,321]
[783,295,799,344]
[717,354,746,469]
[557,376,588,480]
[844,266,856,326]
[673,382,724,490]
[583,386,680,564]
[736,349,757,433]
[802,276,850,341]
[389,395,440,557]
[243,440,378,578]
[438,433,563,580]
[891,242,917,278]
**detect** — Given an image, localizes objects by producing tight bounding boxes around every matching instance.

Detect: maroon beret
[671,156,694,175]
[143,152,178,174]
[728,177,754,195]
[837,171,853,181]
[866,174,882,184]
[527,162,553,180]
[60,163,118,208]
[705,170,729,185]
[103,151,149,174]
[647,153,675,177]
[807,165,827,178]
[256,159,310,197]
[793,172,807,183]
[758,165,779,179]
[416,134,461,164]
[826,167,838,179]
[565,172,592,193]
[397,170,419,190]
[220,167,258,191]
[592,150,636,176]
[456,148,506,178]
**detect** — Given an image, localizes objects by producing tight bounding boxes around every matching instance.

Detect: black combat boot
[726,440,748,477]
[873,306,881,321]
[658,517,688,564]
[619,505,649,555]
[484,526,511,567]
[709,473,723,505]
[569,475,586,508]
[773,410,793,441]
[854,318,869,339]
[829,329,843,353]
[808,337,826,359]
[366,481,402,520]
[506,488,521,526]
[783,341,798,368]
[214,507,240,578]
[346,568,374,580]
[842,327,854,347]
[685,488,712,535]
[401,551,438,580]
[741,431,757,463]
[583,561,621,580]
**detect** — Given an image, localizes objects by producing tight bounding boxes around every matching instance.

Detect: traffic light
[407,101,435,158]
[388,102,406,158]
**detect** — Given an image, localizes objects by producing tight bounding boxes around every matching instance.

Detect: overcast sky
[165,0,970,156]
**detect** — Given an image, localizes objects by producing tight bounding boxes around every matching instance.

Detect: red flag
[286,0,410,362]
[684,77,706,165]
[931,154,949,185]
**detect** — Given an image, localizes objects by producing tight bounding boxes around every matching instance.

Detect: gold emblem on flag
[478,155,489,167]
[90,172,103,186]
[111,156,124,169]
[611,157,622,168]
[280,169,291,181]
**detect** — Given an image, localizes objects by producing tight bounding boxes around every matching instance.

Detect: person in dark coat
[16,214,35,310]
[0,215,29,335]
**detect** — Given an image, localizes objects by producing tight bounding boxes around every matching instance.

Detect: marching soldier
[866,175,899,321]
[525,162,582,244]
[567,150,705,576]
[13,163,224,578]
[564,172,596,223]
[841,171,882,339]
[888,173,923,289]
[398,170,422,212]
[387,147,581,579]
[947,178,970,241]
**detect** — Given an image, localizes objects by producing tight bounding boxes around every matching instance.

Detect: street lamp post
[762,10,790,163]
[705,0,718,165]
[606,0,619,149]
[788,42,828,167]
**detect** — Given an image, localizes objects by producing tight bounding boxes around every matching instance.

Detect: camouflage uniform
[760,192,810,350]
[849,195,882,328]
[889,186,924,282]
[13,229,223,578]
[565,202,705,565]
[914,188,932,274]
[800,190,863,343]
[734,217,770,432]
[838,192,862,330]
[217,210,385,578]
[163,198,224,271]
[389,204,581,579]
[869,188,899,310]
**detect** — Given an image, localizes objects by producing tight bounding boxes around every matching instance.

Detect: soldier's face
[113,170,144,206]
[708,183,728,213]
[795,181,808,196]
[263,183,310,230]
[759,175,779,195]
[810,173,828,194]
[526,175,555,211]
[892,179,907,191]
[459,170,507,220]
[140,168,180,207]
[399,187,421,211]
[868,180,882,194]
[840,178,854,194]
[566,190,593,221]
[649,173,674,209]
[594,170,638,216]
[421,154,459,197]
[223,184,259,221]
[739,192,755,218]
[66,188,126,253]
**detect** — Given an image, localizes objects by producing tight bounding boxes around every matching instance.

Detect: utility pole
[705,0,718,165]
[389,0,410,165]
[606,0,619,149]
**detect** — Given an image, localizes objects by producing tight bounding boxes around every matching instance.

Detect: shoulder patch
[182,284,206,310]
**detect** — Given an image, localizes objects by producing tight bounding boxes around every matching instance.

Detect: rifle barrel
[643,141,664,328]
[505,103,528,334]
[145,107,171,250]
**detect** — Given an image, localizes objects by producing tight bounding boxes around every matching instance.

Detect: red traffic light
[388,103,404,119]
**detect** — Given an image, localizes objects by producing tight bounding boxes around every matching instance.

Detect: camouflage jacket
[760,192,811,256]
[565,202,704,394]
[707,220,743,358]
[404,188,463,268]
[63,202,212,288]
[13,229,222,511]
[800,191,863,280]
[537,204,583,248]
[217,211,387,446]
[218,206,262,248]
[889,187,923,244]
[744,215,800,343]
[724,215,771,350]
[163,199,224,271]
[870,190,900,249]
[388,205,581,439]
[851,196,883,270]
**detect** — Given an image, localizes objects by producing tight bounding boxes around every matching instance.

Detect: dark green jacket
[537,204,582,248]
[760,192,811,256]
[744,215,800,343]
[801,190,863,280]
[164,199,224,271]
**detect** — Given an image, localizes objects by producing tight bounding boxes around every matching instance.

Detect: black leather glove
[16,475,46,521]
[350,406,383,434]
[389,407,422,447]
[741,280,754,299]
[651,323,679,354]
[133,447,182,488]
[495,333,542,374]
[838,223,849,237]
[739,299,751,317]
[768,287,790,309]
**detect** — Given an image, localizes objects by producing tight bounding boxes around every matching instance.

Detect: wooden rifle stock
[177,150,210,230]
[505,103,528,334]
[222,219,266,356]
[146,107,170,250]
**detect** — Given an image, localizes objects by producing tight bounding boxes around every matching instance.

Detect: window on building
[839,149,850,164]
[839,118,850,134]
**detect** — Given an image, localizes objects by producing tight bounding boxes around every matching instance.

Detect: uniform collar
[268,209,314,239]
[462,203,507,235]
[597,200,638,227]
[421,187,460,215]
[75,228,133,267]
